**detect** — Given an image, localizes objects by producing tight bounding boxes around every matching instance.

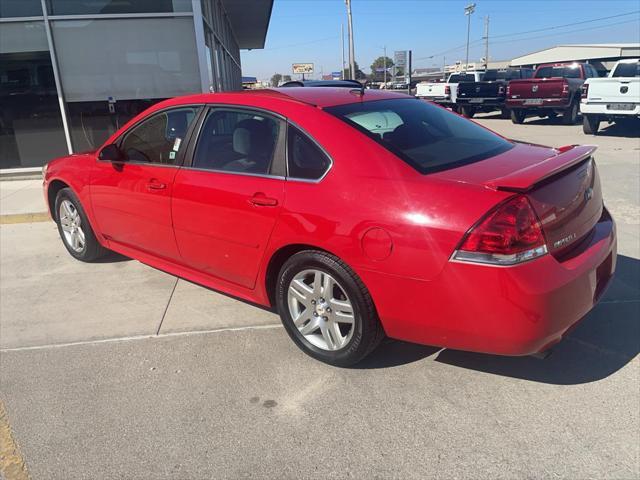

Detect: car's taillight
[452,195,548,266]
[506,84,511,96]
[445,85,451,95]
[498,85,505,95]
[581,83,589,99]
[561,82,570,96]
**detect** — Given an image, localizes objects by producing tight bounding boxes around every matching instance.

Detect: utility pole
[383,45,387,86]
[341,23,346,80]
[443,56,447,80]
[483,15,490,70]
[464,3,475,72]
[345,0,356,80]
[407,50,412,95]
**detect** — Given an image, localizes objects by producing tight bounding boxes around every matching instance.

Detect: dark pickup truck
[506,62,600,124]
[456,68,533,118]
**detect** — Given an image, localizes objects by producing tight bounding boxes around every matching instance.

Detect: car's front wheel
[55,188,107,262]
[276,250,384,366]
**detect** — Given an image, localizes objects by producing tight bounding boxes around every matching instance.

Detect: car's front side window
[192,109,282,175]
[120,107,198,165]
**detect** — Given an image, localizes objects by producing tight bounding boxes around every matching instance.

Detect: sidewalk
[0,179,48,218]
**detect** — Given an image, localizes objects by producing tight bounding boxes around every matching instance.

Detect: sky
[241,0,640,81]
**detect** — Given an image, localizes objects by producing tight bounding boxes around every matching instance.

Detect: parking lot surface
[1,117,639,479]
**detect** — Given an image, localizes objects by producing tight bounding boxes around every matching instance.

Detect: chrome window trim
[285,120,334,184]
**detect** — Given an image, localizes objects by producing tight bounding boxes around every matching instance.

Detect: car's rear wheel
[510,109,526,124]
[276,250,384,366]
[563,101,579,124]
[500,108,510,119]
[582,114,600,134]
[55,188,107,262]
[460,106,476,118]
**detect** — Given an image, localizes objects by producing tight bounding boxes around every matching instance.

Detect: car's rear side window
[326,98,513,174]
[287,125,331,180]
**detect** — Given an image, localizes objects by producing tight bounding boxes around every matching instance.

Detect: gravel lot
[1,115,638,479]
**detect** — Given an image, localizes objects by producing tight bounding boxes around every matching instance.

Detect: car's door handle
[249,193,278,207]
[146,180,167,190]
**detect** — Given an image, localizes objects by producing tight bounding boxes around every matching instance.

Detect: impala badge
[532,84,539,93]
[620,85,629,94]
[553,233,577,249]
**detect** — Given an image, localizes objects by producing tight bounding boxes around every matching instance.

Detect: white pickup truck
[580,59,639,134]
[416,71,484,110]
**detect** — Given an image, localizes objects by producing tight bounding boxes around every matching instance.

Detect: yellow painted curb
[0,400,30,480]
[0,213,51,225]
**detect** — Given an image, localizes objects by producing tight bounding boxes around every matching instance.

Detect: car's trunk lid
[509,78,566,99]
[434,143,602,257]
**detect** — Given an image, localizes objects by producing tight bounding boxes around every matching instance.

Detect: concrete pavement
[0,116,638,479]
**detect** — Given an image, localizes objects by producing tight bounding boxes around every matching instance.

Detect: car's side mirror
[98,144,126,162]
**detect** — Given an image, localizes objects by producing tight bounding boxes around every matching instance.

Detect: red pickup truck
[506,62,599,124]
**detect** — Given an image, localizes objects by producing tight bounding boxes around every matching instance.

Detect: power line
[414,10,639,62]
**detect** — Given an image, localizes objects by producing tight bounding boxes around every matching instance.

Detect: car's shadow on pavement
[592,120,640,138]
[359,255,639,385]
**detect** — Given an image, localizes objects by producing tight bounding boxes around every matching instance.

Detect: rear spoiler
[485,145,597,192]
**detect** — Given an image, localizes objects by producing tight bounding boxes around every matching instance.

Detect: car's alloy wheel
[55,188,108,262]
[276,250,384,366]
[287,269,355,351]
[59,199,86,253]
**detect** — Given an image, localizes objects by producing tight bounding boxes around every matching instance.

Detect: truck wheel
[461,106,476,118]
[500,108,510,119]
[510,110,526,124]
[562,101,579,125]
[582,114,600,135]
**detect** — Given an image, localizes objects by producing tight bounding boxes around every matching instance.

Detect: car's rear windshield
[325,98,513,174]
[535,65,581,79]
[448,73,480,83]
[612,61,640,77]
[483,69,524,81]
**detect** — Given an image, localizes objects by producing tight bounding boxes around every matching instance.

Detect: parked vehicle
[280,79,362,88]
[506,62,599,124]
[456,68,534,118]
[416,72,484,110]
[43,88,616,366]
[581,59,640,134]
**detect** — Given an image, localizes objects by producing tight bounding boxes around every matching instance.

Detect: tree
[343,61,366,80]
[370,56,394,81]
[270,73,282,87]
[282,75,292,82]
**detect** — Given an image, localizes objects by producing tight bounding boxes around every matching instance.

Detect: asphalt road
[1,116,638,479]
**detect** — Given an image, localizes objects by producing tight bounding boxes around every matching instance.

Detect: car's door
[171,106,286,288]
[91,106,201,260]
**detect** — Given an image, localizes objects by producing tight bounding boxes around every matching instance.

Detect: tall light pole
[464,3,475,72]
[345,0,356,79]
[483,15,490,70]
[383,46,387,86]
[341,23,346,80]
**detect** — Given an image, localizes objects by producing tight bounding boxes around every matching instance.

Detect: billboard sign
[331,71,341,79]
[292,63,314,74]
[394,50,407,68]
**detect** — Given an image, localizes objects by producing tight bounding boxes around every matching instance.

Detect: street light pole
[341,23,346,80]
[345,0,356,80]
[464,3,475,72]
[383,45,387,86]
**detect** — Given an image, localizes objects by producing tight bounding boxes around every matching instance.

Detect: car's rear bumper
[360,208,616,356]
[581,101,640,116]
[506,98,572,110]
[457,98,505,108]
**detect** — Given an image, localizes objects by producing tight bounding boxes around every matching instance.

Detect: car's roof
[172,87,410,109]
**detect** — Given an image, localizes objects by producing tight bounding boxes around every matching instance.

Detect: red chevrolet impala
[43,88,616,366]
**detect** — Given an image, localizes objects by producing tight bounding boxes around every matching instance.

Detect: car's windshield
[325,98,513,174]
[612,61,640,77]
[535,65,581,79]
[448,74,480,83]
[483,70,521,81]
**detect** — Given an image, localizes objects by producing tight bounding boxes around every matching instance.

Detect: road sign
[394,51,407,68]
[292,63,314,74]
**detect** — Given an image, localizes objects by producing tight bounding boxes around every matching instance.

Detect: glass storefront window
[46,0,192,15]
[51,17,200,151]
[0,22,68,168]
[0,0,42,18]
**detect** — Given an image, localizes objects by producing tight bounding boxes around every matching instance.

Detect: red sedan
[43,88,616,366]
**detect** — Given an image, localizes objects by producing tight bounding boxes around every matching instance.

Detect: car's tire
[562,101,579,125]
[276,250,384,367]
[510,109,526,124]
[582,114,600,135]
[461,106,475,118]
[546,111,558,120]
[500,108,510,119]
[55,187,108,262]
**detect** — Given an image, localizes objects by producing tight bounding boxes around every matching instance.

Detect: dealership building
[0,0,273,171]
